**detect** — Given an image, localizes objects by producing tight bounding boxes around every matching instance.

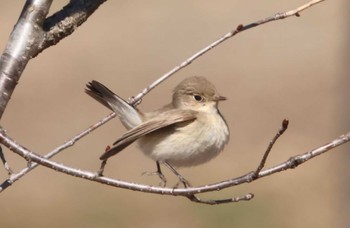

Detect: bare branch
[253,119,289,177]
[0,0,106,119]
[0,112,115,191]
[0,1,107,187]
[1,126,348,204]
[131,0,326,103]
[0,0,329,198]
[0,146,13,175]
[39,0,107,56]
[187,193,254,205]
[0,0,52,119]
[258,132,350,178]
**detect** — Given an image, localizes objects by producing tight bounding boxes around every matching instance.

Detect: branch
[1,125,348,204]
[0,113,114,190]
[40,0,107,55]
[0,0,106,119]
[0,0,327,196]
[187,193,254,205]
[130,0,326,103]
[253,119,289,177]
[0,146,13,175]
[0,0,52,119]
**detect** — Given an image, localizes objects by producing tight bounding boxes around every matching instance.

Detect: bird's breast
[138,110,229,167]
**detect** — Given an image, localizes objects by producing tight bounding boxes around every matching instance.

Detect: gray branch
[0,125,348,204]
[0,0,106,119]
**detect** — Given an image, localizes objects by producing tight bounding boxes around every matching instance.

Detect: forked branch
[1,122,349,205]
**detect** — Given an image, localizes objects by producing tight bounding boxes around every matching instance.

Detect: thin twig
[0,146,13,175]
[187,193,254,205]
[131,0,326,102]
[254,119,289,177]
[0,113,114,191]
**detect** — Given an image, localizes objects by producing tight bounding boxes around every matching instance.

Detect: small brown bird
[86,76,229,184]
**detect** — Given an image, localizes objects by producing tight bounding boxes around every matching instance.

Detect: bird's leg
[163,162,192,188]
[142,161,167,187]
[97,159,107,176]
[96,145,111,176]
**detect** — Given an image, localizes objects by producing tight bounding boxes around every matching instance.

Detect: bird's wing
[99,109,197,160]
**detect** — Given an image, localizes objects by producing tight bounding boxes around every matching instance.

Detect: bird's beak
[213,95,227,101]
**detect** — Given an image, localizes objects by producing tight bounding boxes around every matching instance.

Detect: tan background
[1,1,349,227]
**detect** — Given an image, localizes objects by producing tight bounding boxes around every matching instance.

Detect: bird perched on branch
[86,76,229,186]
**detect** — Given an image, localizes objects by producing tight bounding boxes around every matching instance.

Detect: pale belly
[137,112,229,167]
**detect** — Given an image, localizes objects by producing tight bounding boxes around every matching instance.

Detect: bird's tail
[85,80,142,129]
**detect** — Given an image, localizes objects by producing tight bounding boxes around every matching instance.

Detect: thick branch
[0,0,52,119]
[0,0,106,119]
[40,0,107,55]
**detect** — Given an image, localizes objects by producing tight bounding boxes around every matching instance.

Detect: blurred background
[0,0,349,227]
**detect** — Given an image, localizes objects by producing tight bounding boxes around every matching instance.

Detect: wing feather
[99,109,197,160]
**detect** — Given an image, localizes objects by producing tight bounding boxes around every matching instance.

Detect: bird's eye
[194,95,203,102]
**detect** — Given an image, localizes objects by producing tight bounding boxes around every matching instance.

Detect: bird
[85,76,229,186]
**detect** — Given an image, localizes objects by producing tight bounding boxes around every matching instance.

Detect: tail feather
[85,80,142,129]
